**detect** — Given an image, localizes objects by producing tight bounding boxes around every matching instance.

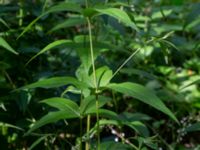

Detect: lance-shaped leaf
[95,8,138,31]
[18,76,87,90]
[29,135,49,150]
[0,37,18,55]
[49,17,86,33]
[185,122,200,132]
[41,97,80,117]
[26,39,72,65]
[18,2,81,39]
[180,78,200,90]
[25,110,78,135]
[107,82,178,123]
[100,141,132,149]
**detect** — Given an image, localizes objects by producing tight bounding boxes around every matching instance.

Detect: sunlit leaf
[107,82,178,123]
[180,78,200,90]
[90,66,113,88]
[0,37,18,55]
[95,8,138,31]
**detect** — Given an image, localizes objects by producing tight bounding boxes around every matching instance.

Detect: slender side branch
[111,48,141,79]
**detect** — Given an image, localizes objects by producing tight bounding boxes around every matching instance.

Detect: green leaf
[120,68,155,80]
[17,2,81,39]
[119,112,152,122]
[180,78,200,90]
[80,95,111,115]
[18,76,87,90]
[125,121,149,137]
[0,37,18,55]
[0,18,10,29]
[90,66,113,88]
[185,16,200,31]
[98,109,119,121]
[95,8,138,31]
[100,141,132,150]
[107,82,178,123]
[49,17,86,33]
[25,110,76,135]
[0,122,24,131]
[45,2,81,14]
[26,39,72,65]
[185,122,200,132]
[41,97,80,117]
[29,135,49,150]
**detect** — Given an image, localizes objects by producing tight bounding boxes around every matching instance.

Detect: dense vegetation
[0,0,200,149]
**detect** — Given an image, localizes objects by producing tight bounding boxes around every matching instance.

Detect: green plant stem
[80,91,83,150]
[111,48,141,79]
[80,118,83,150]
[87,17,100,150]
[95,94,100,150]
[19,0,24,26]
[85,115,91,150]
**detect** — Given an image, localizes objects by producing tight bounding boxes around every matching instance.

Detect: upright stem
[80,91,83,150]
[79,118,82,149]
[85,115,91,150]
[19,0,24,26]
[87,17,100,150]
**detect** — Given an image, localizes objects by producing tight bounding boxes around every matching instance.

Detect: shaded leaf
[26,39,72,65]
[80,95,111,115]
[18,2,81,39]
[99,109,119,120]
[125,121,149,137]
[0,122,24,131]
[49,17,86,33]
[18,76,87,90]
[29,135,49,150]
[185,122,200,132]
[100,141,132,150]
[25,110,78,135]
